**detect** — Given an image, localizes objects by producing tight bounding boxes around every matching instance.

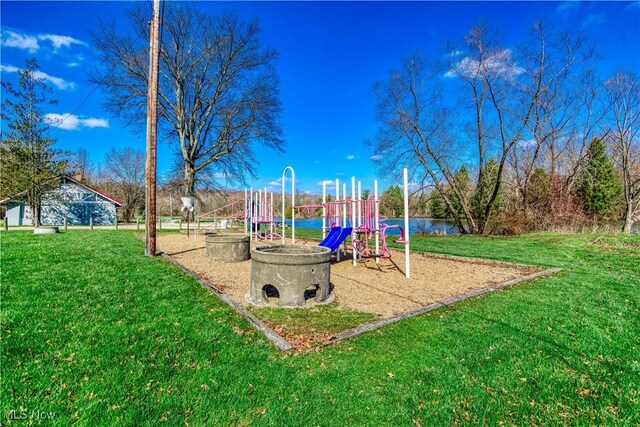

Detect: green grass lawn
[1,230,638,425]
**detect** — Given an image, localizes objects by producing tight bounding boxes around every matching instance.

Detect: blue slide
[319,226,342,247]
[319,227,353,252]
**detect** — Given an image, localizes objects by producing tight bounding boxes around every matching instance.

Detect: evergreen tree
[449,165,471,218]
[577,138,622,217]
[472,158,503,218]
[429,191,448,218]
[0,58,66,227]
[381,185,404,217]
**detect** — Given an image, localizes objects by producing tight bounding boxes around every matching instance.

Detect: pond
[283,217,460,236]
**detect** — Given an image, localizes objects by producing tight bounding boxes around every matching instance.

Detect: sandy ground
[157,232,537,318]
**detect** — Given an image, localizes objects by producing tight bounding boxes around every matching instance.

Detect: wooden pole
[145,0,162,256]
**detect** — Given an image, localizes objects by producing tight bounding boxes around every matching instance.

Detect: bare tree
[604,72,640,233]
[371,24,593,234]
[509,68,604,219]
[100,148,145,222]
[370,55,476,232]
[90,4,283,196]
[68,147,95,184]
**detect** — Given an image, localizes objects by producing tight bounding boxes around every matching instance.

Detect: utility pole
[145,0,161,256]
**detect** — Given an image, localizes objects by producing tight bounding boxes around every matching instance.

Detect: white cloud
[346,154,355,160]
[625,1,640,11]
[445,49,523,80]
[583,14,605,27]
[370,155,382,161]
[317,180,337,189]
[211,172,232,179]
[1,29,87,55]
[34,70,75,90]
[0,65,20,73]
[304,191,311,195]
[1,30,39,52]
[335,172,344,176]
[38,34,87,50]
[80,118,109,128]
[556,1,579,14]
[1,64,75,90]
[44,113,109,131]
[67,62,80,68]
[518,139,537,147]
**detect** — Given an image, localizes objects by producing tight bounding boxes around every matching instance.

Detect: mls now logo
[5,409,56,421]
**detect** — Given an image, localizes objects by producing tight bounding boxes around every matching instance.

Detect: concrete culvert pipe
[205,233,250,262]
[247,245,333,307]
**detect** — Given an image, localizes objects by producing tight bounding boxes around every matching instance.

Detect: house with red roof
[1,175,123,226]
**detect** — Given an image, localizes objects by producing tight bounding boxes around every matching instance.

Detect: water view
[285,217,460,236]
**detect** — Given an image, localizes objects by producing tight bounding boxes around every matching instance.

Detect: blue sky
[2,1,639,195]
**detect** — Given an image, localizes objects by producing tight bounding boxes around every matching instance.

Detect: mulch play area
[157,232,546,350]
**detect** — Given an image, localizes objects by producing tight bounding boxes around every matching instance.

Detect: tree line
[371,24,639,234]
[2,7,637,234]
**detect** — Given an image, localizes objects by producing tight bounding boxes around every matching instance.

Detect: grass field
[1,230,638,425]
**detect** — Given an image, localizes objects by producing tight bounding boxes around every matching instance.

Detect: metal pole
[343,183,347,228]
[403,168,410,279]
[335,179,340,228]
[270,192,274,240]
[145,0,162,257]
[351,177,356,265]
[322,181,327,239]
[281,166,295,244]
[244,189,248,236]
[374,180,380,264]
[357,180,361,227]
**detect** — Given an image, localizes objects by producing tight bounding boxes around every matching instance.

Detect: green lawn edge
[1,230,638,425]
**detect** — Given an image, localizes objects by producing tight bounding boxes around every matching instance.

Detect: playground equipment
[277,166,411,279]
[247,244,333,307]
[244,187,281,242]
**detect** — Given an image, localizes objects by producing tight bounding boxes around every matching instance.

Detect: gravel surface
[158,233,537,317]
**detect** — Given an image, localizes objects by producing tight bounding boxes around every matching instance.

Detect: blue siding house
[1,175,122,226]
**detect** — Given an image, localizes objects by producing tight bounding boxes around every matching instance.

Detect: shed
[1,175,122,226]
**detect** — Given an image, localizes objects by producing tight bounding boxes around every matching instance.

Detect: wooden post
[145,0,161,256]
[90,217,94,230]
[64,218,67,230]
[4,218,8,230]
[137,218,140,231]
[159,218,162,230]
[179,218,182,230]
[115,219,118,230]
